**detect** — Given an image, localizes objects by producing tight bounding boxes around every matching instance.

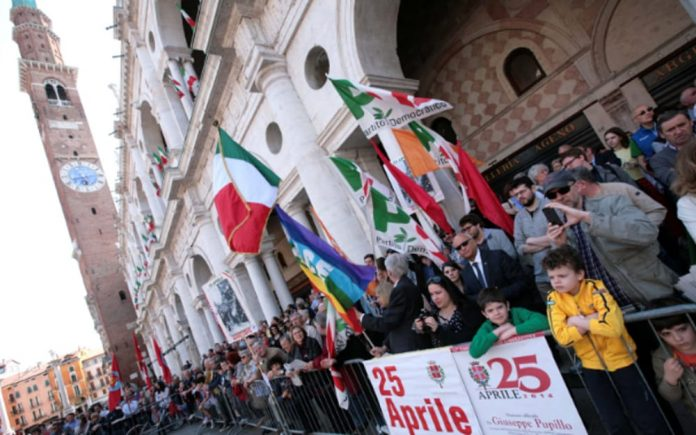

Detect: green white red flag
[326,304,349,410]
[408,121,470,214]
[179,7,196,30]
[213,127,280,254]
[329,77,452,138]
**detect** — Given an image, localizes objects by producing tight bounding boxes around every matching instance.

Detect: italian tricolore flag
[213,127,280,254]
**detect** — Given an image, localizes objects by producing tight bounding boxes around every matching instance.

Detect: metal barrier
[100,304,696,434]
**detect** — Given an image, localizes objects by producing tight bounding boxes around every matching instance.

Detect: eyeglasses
[636,107,654,117]
[454,238,473,250]
[546,185,571,200]
[562,156,578,169]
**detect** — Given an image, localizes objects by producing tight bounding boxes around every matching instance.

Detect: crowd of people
[20,91,696,435]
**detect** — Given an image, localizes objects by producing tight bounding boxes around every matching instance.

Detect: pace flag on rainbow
[275,205,372,332]
[213,127,280,254]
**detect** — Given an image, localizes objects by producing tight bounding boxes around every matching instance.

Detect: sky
[0,1,121,369]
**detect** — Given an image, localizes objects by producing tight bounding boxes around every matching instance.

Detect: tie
[472,261,487,287]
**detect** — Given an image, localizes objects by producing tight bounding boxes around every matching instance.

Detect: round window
[266,122,283,154]
[304,46,330,90]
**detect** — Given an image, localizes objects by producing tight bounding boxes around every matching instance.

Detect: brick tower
[10,1,138,379]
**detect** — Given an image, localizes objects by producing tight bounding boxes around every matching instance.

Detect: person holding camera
[414,276,484,347]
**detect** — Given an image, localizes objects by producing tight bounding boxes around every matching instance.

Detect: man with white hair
[527,163,550,187]
[360,253,427,353]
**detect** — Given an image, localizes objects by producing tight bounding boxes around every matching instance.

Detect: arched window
[44,79,71,106]
[504,48,546,96]
[44,83,57,100]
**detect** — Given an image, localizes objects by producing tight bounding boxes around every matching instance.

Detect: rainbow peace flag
[275,205,373,331]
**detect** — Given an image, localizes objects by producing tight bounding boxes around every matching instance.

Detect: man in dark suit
[452,232,535,309]
[360,253,428,353]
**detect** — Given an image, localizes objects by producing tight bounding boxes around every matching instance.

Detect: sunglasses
[546,185,571,200]
[636,107,654,117]
[454,238,473,250]
[427,276,445,285]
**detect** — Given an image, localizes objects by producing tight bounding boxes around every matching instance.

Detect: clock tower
[11,1,138,378]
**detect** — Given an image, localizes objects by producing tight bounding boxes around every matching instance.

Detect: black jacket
[460,249,535,308]
[361,276,428,353]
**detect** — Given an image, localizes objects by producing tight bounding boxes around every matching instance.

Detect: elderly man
[360,253,427,353]
[649,109,695,190]
[452,231,534,304]
[250,339,288,377]
[544,171,676,309]
[527,163,550,187]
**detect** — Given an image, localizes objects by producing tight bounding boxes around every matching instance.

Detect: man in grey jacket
[459,213,517,259]
[544,171,676,309]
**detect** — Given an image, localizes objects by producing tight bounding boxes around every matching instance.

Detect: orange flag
[393,129,439,177]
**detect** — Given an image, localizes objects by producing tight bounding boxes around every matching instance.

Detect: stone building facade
[113,0,696,371]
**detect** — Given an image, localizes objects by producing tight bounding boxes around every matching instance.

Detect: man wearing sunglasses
[544,170,676,309]
[452,232,534,308]
[631,104,666,162]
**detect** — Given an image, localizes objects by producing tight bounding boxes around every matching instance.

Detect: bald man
[680,87,696,120]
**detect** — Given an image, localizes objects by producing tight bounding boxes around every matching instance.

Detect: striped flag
[326,304,349,410]
[179,6,196,30]
[275,205,371,333]
[213,127,280,254]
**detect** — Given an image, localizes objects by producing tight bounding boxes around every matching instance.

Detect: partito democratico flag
[213,127,280,254]
[329,77,452,138]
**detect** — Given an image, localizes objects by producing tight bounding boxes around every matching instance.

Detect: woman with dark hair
[413,276,484,347]
[268,324,282,349]
[442,261,466,295]
[604,127,643,178]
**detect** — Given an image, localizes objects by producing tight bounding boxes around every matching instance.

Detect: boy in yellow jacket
[542,246,668,435]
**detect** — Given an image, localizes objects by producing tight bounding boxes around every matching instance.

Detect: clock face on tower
[59,161,106,192]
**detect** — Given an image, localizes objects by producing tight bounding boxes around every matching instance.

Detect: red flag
[133,334,152,390]
[152,338,173,384]
[457,147,514,236]
[371,139,454,234]
[326,305,349,409]
[107,354,123,411]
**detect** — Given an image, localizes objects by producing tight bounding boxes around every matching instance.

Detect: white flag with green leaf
[329,156,394,207]
[371,187,447,267]
[329,78,453,138]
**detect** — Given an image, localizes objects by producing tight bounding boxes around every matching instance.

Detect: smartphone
[543,207,564,226]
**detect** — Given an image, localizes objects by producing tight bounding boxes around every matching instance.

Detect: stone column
[244,256,281,321]
[173,275,211,357]
[168,59,193,118]
[231,264,265,324]
[260,240,294,310]
[162,303,189,368]
[253,58,371,263]
[195,294,225,345]
[131,150,164,223]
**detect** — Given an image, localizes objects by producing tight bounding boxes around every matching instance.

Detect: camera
[417,308,437,332]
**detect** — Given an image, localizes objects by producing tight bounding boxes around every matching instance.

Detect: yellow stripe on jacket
[547,279,636,371]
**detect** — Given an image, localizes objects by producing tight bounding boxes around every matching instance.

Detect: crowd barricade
[116,304,696,434]
[257,304,696,435]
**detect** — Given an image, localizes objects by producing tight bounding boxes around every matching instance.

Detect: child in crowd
[652,311,696,418]
[469,287,548,358]
[543,246,669,435]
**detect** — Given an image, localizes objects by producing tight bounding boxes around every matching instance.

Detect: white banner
[201,276,251,342]
[363,348,483,434]
[451,334,586,435]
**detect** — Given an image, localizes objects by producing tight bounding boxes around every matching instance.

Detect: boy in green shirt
[469,287,548,358]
